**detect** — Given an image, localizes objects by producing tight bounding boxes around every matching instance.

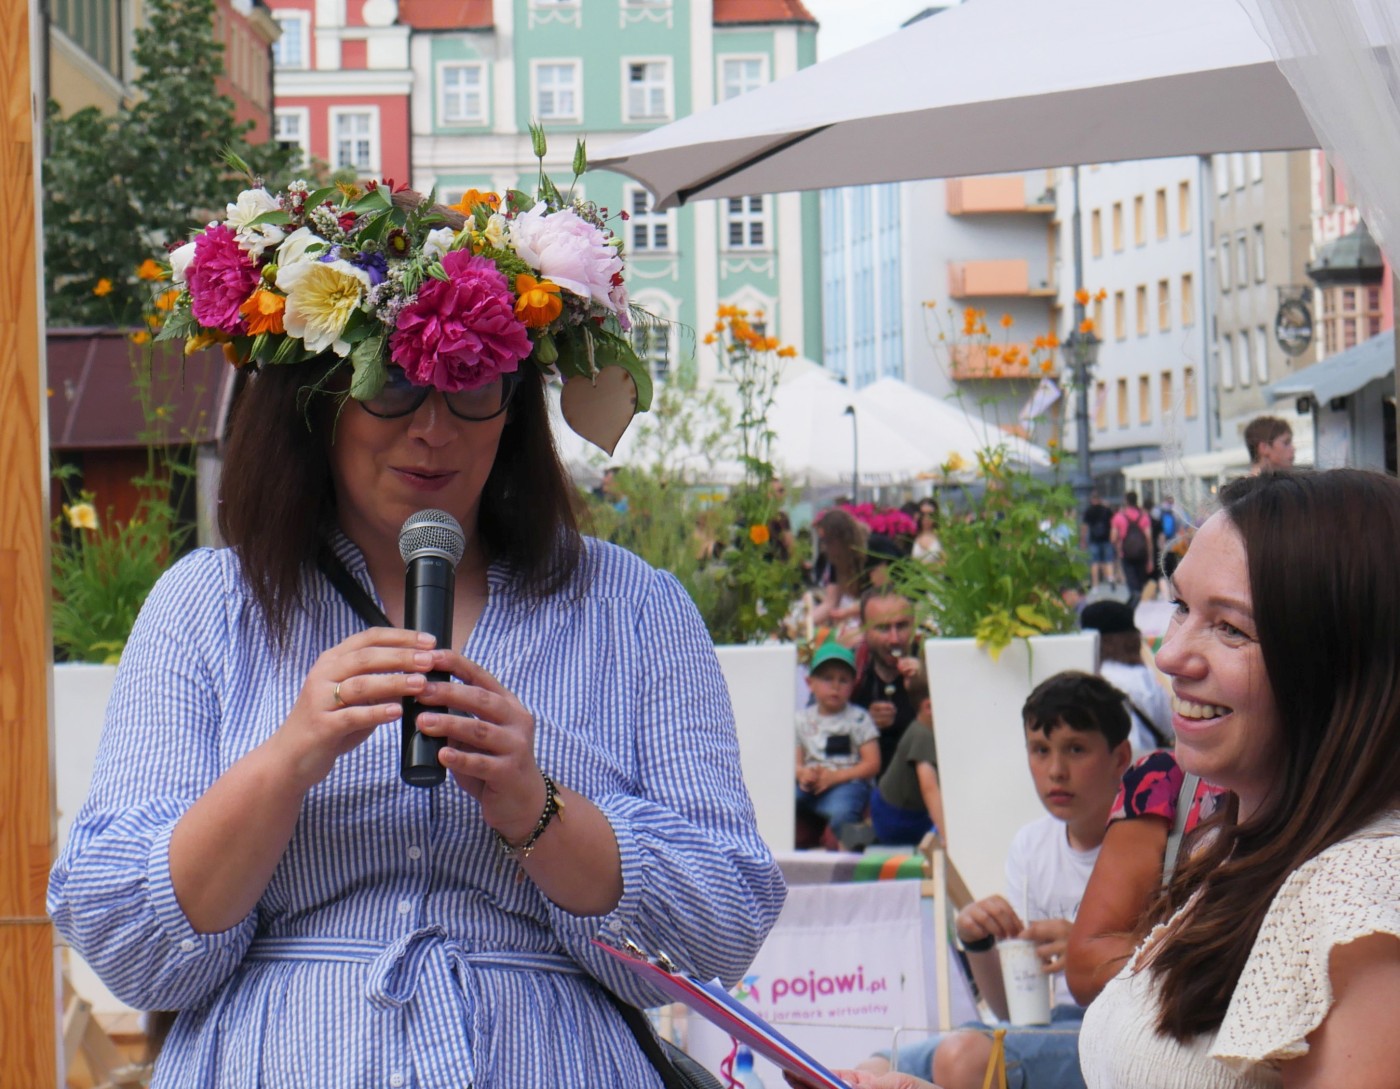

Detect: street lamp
[1062,325,1101,508]
[843,405,858,505]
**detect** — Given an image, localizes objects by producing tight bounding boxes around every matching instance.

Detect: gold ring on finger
[334,681,346,707]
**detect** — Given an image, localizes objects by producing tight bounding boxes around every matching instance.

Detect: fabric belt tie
[246,930,586,1086]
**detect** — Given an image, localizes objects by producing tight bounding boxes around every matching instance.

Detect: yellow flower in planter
[65,502,99,531]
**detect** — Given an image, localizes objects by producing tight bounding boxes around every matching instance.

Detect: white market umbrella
[595,0,1319,209]
[855,377,1051,472]
[767,371,932,486]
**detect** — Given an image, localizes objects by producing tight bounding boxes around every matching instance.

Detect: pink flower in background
[507,204,624,315]
[390,250,531,391]
[187,224,260,334]
[840,503,917,538]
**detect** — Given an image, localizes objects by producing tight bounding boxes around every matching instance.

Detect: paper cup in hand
[998,938,1052,1025]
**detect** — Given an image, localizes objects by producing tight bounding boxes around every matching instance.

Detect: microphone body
[399,510,466,788]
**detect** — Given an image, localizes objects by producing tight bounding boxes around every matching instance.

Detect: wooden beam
[0,0,59,1085]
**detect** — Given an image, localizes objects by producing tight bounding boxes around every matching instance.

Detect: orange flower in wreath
[514,274,563,327]
[239,288,287,336]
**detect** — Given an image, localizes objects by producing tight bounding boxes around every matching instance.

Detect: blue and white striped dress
[49,533,785,1088]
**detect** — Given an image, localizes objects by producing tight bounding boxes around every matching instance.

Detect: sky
[801,0,958,60]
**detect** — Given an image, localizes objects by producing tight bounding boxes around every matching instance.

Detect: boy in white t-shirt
[860,671,1132,1089]
[795,641,880,846]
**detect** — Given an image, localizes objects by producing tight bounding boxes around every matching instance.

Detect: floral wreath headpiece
[153,127,652,453]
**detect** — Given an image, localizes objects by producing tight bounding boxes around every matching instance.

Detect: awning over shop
[1264,330,1395,408]
[47,328,234,451]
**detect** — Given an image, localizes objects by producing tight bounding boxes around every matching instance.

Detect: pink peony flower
[187,224,260,334]
[507,204,625,315]
[390,250,532,391]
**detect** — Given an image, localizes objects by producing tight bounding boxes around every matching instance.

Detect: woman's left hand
[412,650,546,845]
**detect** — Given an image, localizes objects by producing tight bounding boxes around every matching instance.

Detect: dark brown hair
[1149,469,1400,1040]
[219,360,582,642]
[817,507,867,596]
[1243,415,1292,463]
[1021,670,1131,748]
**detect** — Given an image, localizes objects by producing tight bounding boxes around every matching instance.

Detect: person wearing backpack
[1111,491,1154,609]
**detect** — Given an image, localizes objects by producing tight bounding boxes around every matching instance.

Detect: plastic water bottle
[735,1045,765,1088]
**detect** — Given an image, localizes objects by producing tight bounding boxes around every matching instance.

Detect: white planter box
[714,643,797,854]
[924,632,1098,901]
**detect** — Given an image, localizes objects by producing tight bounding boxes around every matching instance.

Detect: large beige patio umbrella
[594,0,1319,209]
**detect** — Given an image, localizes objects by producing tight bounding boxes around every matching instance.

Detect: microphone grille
[398,509,466,567]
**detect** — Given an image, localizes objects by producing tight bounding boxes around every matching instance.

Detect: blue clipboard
[593,938,853,1089]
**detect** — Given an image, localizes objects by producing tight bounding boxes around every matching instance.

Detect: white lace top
[1079,811,1400,1088]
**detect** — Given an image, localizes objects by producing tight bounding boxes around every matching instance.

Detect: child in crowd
[870,671,945,846]
[856,671,1132,1089]
[795,641,881,847]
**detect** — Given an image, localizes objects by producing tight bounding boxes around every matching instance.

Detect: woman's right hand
[271,627,437,791]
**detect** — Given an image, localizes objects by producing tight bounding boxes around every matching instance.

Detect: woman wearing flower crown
[49,145,784,1088]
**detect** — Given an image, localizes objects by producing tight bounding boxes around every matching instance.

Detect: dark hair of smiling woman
[218,360,582,643]
[1148,469,1400,1040]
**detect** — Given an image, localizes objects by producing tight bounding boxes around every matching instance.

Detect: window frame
[722,195,770,252]
[438,60,489,126]
[625,184,675,253]
[718,54,768,102]
[621,56,674,123]
[273,107,310,171]
[531,59,583,124]
[329,106,380,175]
[271,10,310,70]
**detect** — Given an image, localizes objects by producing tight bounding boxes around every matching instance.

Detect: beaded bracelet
[960,933,996,953]
[495,773,565,860]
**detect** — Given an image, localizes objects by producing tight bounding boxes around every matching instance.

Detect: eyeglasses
[359,367,519,422]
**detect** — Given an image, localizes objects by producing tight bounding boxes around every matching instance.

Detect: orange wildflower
[93,278,114,297]
[763,337,781,352]
[513,274,563,327]
[1040,359,1055,374]
[136,258,166,281]
[129,330,151,345]
[748,523,770,546]
[1074,288,1091,307]
[1079,318,1096,335]
[776,345,798,358]
[154,288,181,312]
[452,188,501,215]
[1045,331,1060,349]
[703,332,717,345]
[1000,313,1014,329]
[1094,288,1108,303]
[987,345,1003,359]
[991,365,1004,378]
[239,289,287,336]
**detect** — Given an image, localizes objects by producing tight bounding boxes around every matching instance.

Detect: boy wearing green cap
[795,641,881,846]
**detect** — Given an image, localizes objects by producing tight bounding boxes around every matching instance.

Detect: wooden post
[0,0,59,1084]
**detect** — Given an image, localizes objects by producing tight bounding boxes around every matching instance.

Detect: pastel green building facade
[410,0,823,385]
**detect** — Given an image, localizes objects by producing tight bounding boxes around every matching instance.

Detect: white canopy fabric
[855,377,1051,471]
[594,0,1319,209]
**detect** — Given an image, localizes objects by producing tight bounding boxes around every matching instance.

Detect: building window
[331,109,377,174]
[1220,238,1232,293]
[627,186,672,251]
[1157,279,1170,331]
[1093,297,1105,335]
[1231,152,1246,190]
[1215,154,1231,197]
[623,59,672,122]
[1116,378,1129,428]
[1248,151,1264,183]
[1239,331,1252,387]
[533,61,582,122]
[1134,194,1145,246]
[1221,334,1235,390]
[1160,370,1173,415]
[1136,284,1148,336]
[440,63,487,125]
[1255,326,1270,384]
[1184,366,1198,418]
[723,196,767,250]
[1095,380,1108,429]
[273,108,308,170]
[1181,273,1194,326]
[1252,224,1266,282]
[1155,188,1168,240]
[1139,375,1151,424]
[1178,180,1191,234]
[1235,230,1249,287]
[632,322,672,381]
[1090,209,1102,258]
[1112,202,1124,251]
[720,56,766,101]
[1114,290,1126,340]
[272,11,309,70]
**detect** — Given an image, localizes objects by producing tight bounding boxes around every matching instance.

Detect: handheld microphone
[398,509,466,788]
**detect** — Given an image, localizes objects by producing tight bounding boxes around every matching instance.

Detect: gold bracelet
[495,773,565,860]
